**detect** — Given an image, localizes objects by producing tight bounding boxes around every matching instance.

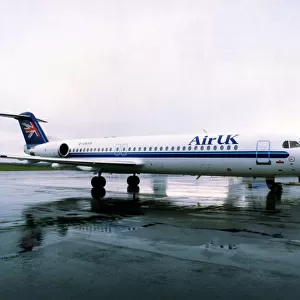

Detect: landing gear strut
[266,178,283,193]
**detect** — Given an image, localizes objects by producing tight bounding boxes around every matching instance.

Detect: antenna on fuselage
[203,129,207,133]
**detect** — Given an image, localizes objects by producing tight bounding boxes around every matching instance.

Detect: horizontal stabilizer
[0,113,47,123]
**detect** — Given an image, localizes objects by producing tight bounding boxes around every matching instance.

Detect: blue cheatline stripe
[68,151,289,159]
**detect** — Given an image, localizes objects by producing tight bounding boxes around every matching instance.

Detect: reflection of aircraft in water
[151,174,168,196]
[20,191,143,246]
[19,192,283,253]
[1,112,300,201]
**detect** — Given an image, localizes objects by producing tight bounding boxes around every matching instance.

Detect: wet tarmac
[1,171,300,299]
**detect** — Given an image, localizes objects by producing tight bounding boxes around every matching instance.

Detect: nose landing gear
[266,178,283,194]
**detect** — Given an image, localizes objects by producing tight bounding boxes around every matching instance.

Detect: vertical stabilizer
[0,111,48,148]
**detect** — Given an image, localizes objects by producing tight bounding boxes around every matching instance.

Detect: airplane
[1,111,300,199]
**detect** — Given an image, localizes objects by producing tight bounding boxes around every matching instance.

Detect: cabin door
[256,140,271,165]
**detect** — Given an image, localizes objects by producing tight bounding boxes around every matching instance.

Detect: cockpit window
[290,141,300,148]
[282,140,300,148]
[282,141,289,148]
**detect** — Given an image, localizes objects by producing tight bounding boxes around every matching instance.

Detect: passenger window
[220,145,224,150]
[188,146,191,151]
[160,147,163,151]
[128,147,131,151]
[213,146,217,150]
[144,147,147,151]
[282,141,289,148]
[207,146,210,150]
[200,146,204,150]
[138,147,141,151]
[133,147,136,151]
[149,147,152,151]
[177,146,180,151]
[183,146,186,151]
[154,147,158,151]
[227,145,231,150]
[165,146,168,151]
[234,145,238,150]
[171,146,175,151]
[194,146,198,151]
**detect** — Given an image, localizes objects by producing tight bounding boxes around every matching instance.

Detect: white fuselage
[26,133,300,178]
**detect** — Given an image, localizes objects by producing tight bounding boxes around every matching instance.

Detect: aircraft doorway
[256,140,271,165]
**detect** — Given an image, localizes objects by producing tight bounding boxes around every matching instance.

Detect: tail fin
[0,112,48,148]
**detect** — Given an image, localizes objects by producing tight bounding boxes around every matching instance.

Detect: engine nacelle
[58,143,69,157]
[27,142,70,158]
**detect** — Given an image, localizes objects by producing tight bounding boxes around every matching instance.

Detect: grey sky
[1,0,300,152]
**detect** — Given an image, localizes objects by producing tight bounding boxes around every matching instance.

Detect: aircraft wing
[0,154,142,168]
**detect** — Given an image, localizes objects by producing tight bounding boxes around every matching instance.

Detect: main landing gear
[266,178,283,194]
[90,173,140,200]
[127,175,140,193]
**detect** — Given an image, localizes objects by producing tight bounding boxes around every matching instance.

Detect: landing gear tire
[91,176,106,188]
[91,187,106,200]
[127,175,140,187]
